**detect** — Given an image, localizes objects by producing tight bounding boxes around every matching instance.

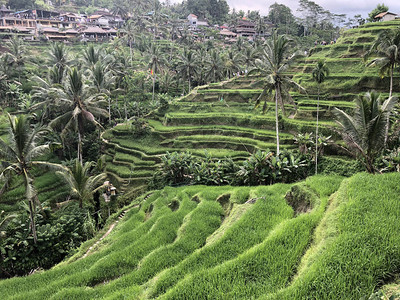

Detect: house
[235,19,256,39]
[197,19,209,27]
[187,13,198,29]
[0,5,12,18]
[374,12,398,22]
[88,15,109,26]
[219,28,236,39]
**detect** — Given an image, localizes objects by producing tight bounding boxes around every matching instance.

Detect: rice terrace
[0,0,400,299]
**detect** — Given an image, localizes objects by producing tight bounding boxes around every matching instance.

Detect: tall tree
[0,114,62,243]
[56,159,107,209]
[367,3,389,22]
[333,92,397,173]
[205,49,224,83]
[51,68,108,163]
[148,43,165,102]
[47,42,70,84]
[312,60,329,174]
[176,48,198,93]
[250,31,304,154]
[89,62,116,124]
[365,28,400,97]
[223,49,243,79]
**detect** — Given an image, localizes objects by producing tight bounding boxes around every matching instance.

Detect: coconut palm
[51,68,108,163]
[223,49,244,79]
[5,36,26,81]
[148,43,165,102]
[0,210,17,239]
[82,44,103,69]
[333,92,398,173]
[250,31,304,154]
[365,28,400,97]
[176,48,198,93]
[243,45,259,71]
[0,114,63,243]
[312,60,329,174]
[89,62,116,124]
[205,49,224,83]
[47,42,70,83]
[56,159,107,209]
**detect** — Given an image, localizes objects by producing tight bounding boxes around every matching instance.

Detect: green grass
[0,175,356,300]
[265,172,400,299]
[1,174,398,299]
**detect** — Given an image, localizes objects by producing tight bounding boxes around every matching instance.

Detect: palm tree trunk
[275,87,280,155]
[129,41,133,65]
[77,130,83,164]
[124,99,127,123]
[108,96,111,124]
[152,73,155,102]
[28,199,37,244]
[24,172,38,244]
[315,85,320,175]
[188,74,191,93]
[389,65,393,97]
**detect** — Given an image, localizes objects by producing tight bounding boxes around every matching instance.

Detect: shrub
[0,204,94,278]
[150,150,312,189]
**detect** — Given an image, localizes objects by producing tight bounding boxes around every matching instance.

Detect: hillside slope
[1,172,399,299]
[103,20,400,191]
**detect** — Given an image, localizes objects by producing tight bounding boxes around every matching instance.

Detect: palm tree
[148,43,165,102]
[205,50,224,83]
[223,49,244,79]
[0,114,62,243]
[312,60,329,174]
[176,48,198,93]
[47,42,70,83]
[51,68,108,163]
[243,45,259,72]
[82,44,103,69]
[333,92,398,173]
[89,62,116,124]
[123,20,137,63]
[365,28,400,97]
[5,36,26,81]
[0,210,17,238]
[56,159,107,209]
[250,31,304,154]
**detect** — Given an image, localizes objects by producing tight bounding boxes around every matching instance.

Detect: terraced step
[164,112,336,134]
[148,120,292,142]
[162,134,294,152]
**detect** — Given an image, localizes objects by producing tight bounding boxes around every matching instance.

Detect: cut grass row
[266,172,400,299]
[6,174,398,300]
[0,188,199,299]
[157,176,343,299]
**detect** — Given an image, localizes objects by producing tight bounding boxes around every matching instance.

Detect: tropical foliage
[333,92,398,173]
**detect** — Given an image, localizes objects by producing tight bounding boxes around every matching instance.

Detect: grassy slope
[1,173,398,299]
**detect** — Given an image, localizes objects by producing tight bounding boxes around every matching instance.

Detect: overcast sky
[165,1,400,18]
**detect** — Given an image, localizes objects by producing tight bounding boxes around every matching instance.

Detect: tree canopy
[367,3,389,22]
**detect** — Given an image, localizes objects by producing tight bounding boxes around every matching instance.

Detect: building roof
[83,26,107,34]
[197,20,208,26]
[88,15,105,19]
[237,19,256,27]
[65,29,78,34]
[42,27,60,33]
[188,14,197,18]
[220,28,236,36]
[106,28,118,33]
[0,5,12,12]
[60,13,77,18]
[375,11,398,18]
